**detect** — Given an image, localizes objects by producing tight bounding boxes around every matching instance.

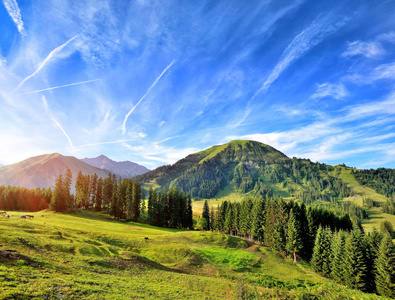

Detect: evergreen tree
[286,208,302,263]
[103,173,113,212]
[95,177,103,211]
[344,229,368,291]
[311,226,332,276]
[111,179,119,218]
[125,181,133,221]
[331,231,346,283]
[251,197,265,242]
[375,234,395,298]
[90,173,98,209]
[202,200,210,231]
[148,187,154,224]
[224,203,234,235]
[273,198,287,252]
[264,198,276,247]
[131,182,141,221]
[186,192,193,229]
[50,174,66,212]
[64,168,73,209]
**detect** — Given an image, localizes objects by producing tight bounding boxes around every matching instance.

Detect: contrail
[122,60,175,135]
[51,118,74,150]
[17,79,100,96]
[3,0,25,36]
[14,35,78,92]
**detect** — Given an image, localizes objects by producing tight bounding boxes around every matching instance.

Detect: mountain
[81,155,149,178]
[134,140,351,200]
[0,153,109,189]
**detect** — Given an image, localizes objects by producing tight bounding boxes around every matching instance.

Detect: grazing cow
[20,215,27,219]
[26,215,34,218]
[144,237,149,240]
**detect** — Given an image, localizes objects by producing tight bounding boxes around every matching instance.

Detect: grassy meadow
[0,210,387,299]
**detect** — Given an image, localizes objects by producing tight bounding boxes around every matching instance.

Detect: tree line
[199,197,395,298]
[312,226,395,298]
[1,169,194,229]
[147,187,193,229]
[198,197,353,261]
[0,185,52,211]
[50,170,143,221]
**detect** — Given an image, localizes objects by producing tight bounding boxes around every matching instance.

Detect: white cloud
[123,142,199,165]
[342,40,384,58]
[311,82,348,100]
[122,60,175,135]
[2,0,25,36]
[51,118,74,151]
[41,95,49,113]
[14,35,78,92]
[252,13,349,98]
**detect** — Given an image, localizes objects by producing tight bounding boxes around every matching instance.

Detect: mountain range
[0,154,149,189]
[81,155,149,178]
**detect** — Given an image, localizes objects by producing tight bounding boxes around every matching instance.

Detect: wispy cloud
[311,82,348,100]
[123,142,199,165]
[18,79,100,96]
[342,40,384,58]
[122,60,175,135]
[14,35,79,92]
[51,118,74,150]
[2,0,25,36]
[41,95,48,113]
[252,13,349,99]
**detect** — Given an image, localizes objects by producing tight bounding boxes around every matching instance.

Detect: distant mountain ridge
[0,153,109,189]
[81,155,149,178]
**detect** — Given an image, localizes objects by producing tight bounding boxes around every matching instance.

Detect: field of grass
[0,210,387,299]
[334,167,395,231]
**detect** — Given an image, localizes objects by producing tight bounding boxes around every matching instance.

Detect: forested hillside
[135,140,352,202]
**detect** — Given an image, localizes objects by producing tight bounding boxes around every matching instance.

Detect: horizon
[1,1,395,169]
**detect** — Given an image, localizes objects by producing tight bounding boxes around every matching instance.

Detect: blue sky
[1,0,395,169]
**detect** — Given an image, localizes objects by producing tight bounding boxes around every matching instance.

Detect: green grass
[0,210,386,299]
[335,167,395,231]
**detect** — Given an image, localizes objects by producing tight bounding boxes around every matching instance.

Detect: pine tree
[64,168,73,209]
[103,173,113,212]
[311,227,332,276]
[273,198,287,252]
[375,234,395,298]
[186,192,193,229]
[344,229,368,291]
[50,173,66,212]
[286,208,302,263]
[131,182,141,221]
[95,177,103,211]
[331,231,346,283]
[264,198,276,247]
[125,181,133,221]
[251,197,265,242]
[148,187,154,224]
[90,173,98,209]
[224,203,234,235]
[202,200,210,231]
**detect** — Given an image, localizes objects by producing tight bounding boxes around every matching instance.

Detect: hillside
[0,153,109,189]
[135,140,350,201]
[0,211,384,299]
[82,155,149,178]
